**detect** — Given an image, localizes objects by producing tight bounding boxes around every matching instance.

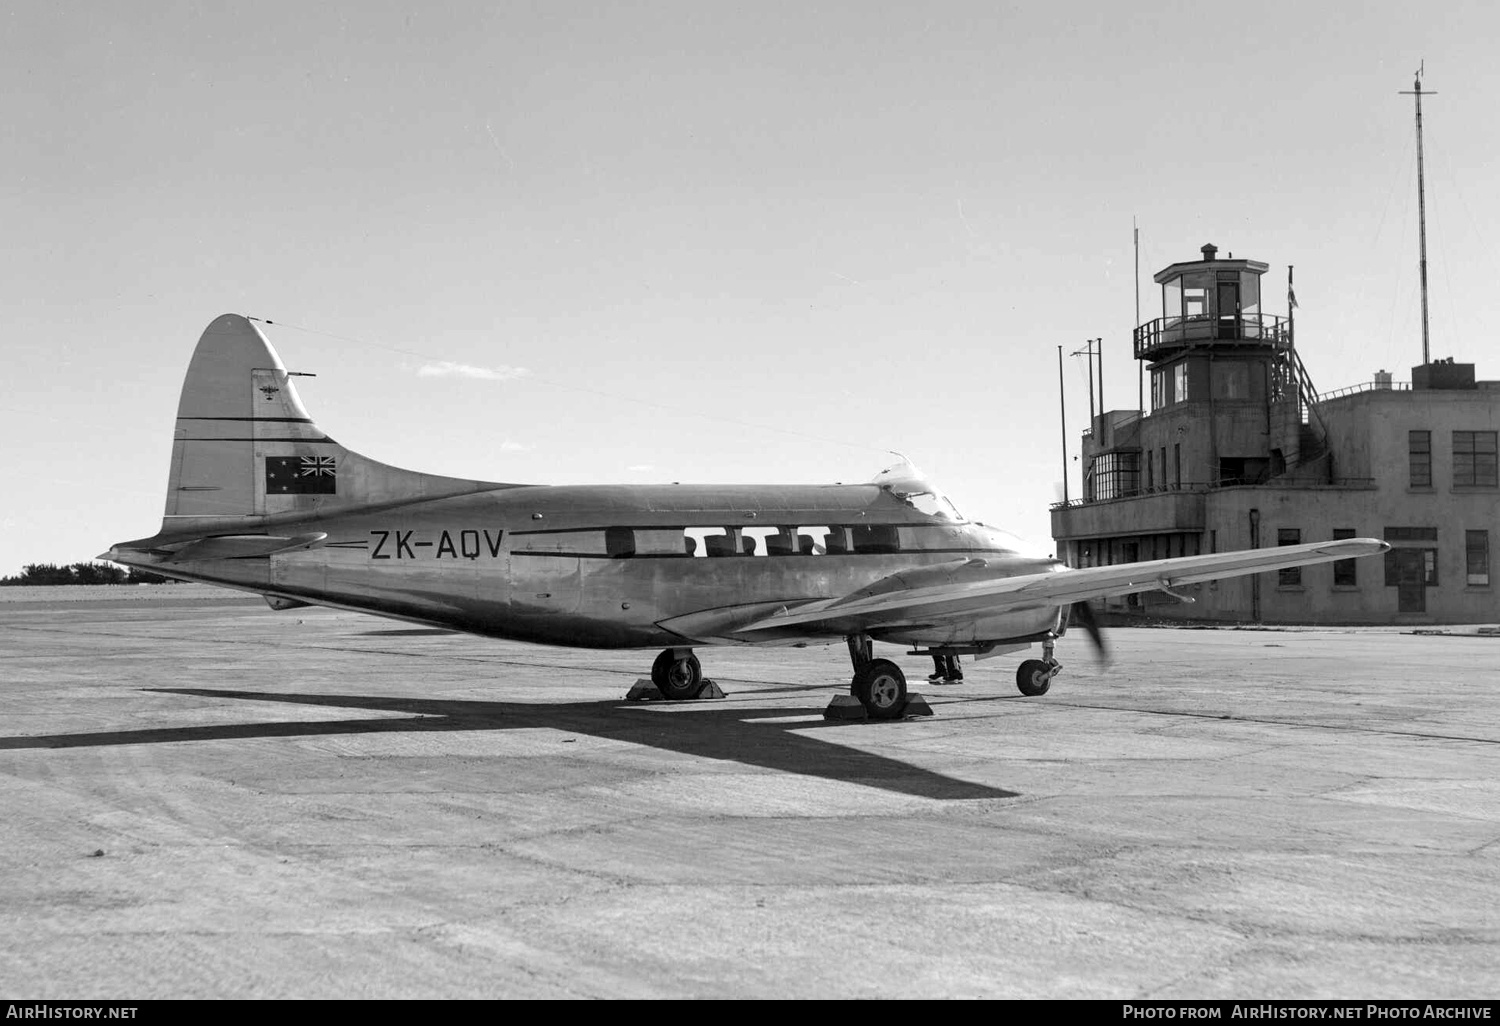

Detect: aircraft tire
[651,649,703,700]
[1016,659,1052,696]
[854,659,907,720]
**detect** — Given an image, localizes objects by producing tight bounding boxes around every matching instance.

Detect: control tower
[1051,240,1500,624]
[1133,242,1327,486]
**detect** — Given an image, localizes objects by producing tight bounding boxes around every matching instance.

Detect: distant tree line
[0,562,175,586]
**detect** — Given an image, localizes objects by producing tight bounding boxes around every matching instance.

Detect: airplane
[103,314,1390,720]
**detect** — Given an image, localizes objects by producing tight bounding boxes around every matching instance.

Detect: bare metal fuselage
[166,481,1060,650]
[103,314,1389,715]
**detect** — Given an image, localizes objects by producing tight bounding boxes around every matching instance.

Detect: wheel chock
[901,693,934,717]
[823,692,935,721]
[823,695,868,720]
[625,679,660,701]
[625,678,727,702]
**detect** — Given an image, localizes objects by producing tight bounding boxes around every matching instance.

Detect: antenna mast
[1071,339,1101,424]
[1135,219,1142,416]
[1057,345,1069,504]
[1400,65,1436,365]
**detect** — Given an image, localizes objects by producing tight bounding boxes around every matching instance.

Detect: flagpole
[1287,264,1295,347]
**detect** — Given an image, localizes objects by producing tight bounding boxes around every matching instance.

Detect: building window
[1384,527,1440,586]
[1453,431,1498,487]
[1385,548,1438,586]
[1174,362,1189,403]
[1213,362,1250,400]
[1467,530,1490,586]
[1278,528,1301,586]
[1409,430,1431,487]
[1332,528,1357,586]
[1151,369,1167,412]
[1183,282,1208,320]
[1174,443,1182,489]
[1090,451,1140,500]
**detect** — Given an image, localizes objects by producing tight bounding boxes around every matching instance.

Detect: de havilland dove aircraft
[105,315,1388,719]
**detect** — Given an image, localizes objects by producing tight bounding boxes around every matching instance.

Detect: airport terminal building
[1051,244,1500,624]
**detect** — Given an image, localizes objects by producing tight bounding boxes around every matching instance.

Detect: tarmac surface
[1,585,1498,999]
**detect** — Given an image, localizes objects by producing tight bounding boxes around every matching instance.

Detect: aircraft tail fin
[147,314,508,541]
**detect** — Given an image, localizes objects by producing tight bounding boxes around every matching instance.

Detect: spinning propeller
[1069,600,1109,661]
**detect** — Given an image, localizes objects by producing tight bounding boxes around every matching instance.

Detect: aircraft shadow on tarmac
[359,629,463,636]
[0,688,1017,801]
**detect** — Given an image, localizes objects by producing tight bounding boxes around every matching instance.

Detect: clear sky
[4,1,1499,576]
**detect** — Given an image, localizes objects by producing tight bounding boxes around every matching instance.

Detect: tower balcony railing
[1133,313,1291,360]
[1315,380,1412,402]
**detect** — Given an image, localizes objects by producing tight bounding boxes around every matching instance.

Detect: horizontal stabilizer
[165,532,328,562]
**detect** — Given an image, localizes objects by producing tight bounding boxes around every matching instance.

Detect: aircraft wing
[735,538,1390,636]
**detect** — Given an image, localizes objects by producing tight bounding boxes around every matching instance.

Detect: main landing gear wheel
[853,659,908,721]
[1016,659,1054,697]
[651,649,703,700]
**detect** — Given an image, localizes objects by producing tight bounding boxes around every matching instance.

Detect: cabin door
[1216,280,1241,339]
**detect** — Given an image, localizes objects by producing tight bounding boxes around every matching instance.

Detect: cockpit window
[869,459,965,522]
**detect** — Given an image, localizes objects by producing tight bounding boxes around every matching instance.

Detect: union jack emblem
[265,455,336,494]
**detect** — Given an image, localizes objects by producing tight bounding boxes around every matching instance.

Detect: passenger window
[742,525,791,556]
[634,529,688,555]
[797,526,831,555]
[606,526,636,558]
[897,526,964,551]
[684,527,729,558]
[852,524,900,554]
